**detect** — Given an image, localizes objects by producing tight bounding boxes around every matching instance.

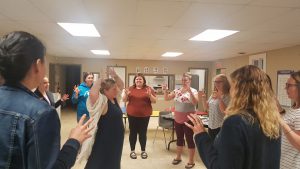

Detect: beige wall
[267,45,300,92]
[46,44,300,110]
[211,45,300,92]
[47,56,213,110]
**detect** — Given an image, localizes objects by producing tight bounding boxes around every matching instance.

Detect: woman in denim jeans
[0,31,93,169]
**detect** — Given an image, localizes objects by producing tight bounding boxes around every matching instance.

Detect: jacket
[0,84,80,169]
[71,82,91,118]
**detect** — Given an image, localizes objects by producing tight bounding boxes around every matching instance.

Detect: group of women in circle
[1,31,300,169]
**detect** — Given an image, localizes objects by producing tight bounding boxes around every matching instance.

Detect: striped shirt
[280,107,300,169]
[207,94,230,129]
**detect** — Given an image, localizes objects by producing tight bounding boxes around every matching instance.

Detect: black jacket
[195,110,281,169]
[34,89,65,108]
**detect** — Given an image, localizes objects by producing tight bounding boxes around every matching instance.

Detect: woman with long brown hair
[279,71,300,169]
[122,73,156,159]
[199,74,230,140]
[186,65,281,169]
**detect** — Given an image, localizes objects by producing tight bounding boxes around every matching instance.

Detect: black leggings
[128,115,150,151]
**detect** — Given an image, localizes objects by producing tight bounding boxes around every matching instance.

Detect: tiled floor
[59,108,206,169]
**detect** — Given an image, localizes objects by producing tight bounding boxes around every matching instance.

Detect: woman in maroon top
[122,73,156,159]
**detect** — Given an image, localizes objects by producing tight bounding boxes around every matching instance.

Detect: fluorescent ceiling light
[91,50,110,55]
[162,52,183,57]
[189,29,239,41]
[57,23,100,37]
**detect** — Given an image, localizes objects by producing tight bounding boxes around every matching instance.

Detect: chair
[153,111,173,149]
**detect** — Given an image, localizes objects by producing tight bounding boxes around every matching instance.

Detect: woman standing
[163,72,198,169]
[72,72,94,121]
[122,73,156,159]
[186,65,281,169]
[83,68,124,169]
[199,74,230,140]
[0,31,93,169]
[280,71,300,169]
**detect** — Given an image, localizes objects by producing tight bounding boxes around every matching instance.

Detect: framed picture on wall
[144,67,149,73]
[249,53,266,72]
[163,67,168,74]
[153,67,158,74]
[136,67,141,73]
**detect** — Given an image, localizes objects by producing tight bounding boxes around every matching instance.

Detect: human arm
[162,84,175,101]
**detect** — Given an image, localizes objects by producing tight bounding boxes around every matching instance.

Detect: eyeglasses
[285,83,298,89]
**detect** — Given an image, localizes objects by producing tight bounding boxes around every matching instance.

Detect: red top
[126,86,156,117]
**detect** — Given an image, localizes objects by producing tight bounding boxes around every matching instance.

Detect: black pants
[208,127,221,141]
[128,115,150,151]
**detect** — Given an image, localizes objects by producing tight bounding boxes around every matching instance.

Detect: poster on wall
[163,67,168,74]
[249,53,266,72]
[144,67,149,73]
[136,67,141,73]
[153,67,158,74]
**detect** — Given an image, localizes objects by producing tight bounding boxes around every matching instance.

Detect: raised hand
[124,88,131,96]
[162,84,168,91]
[73,85,80,96]
[184,114,206,135]
[198,90,206,99]
[61,94,69,101]
[69,114,94,144]
[146,87,152,97]
[108,67,117,78]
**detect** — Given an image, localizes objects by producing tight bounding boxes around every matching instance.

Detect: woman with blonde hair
[199,74,230,140]
[279,71,300,169]
[163,72,198,169]
[186,65,281,169]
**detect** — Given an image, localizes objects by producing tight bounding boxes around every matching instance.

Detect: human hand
[146,87,152,97]
[73,85,80,96]
[162,84,168,91]
[108,67,117,78]
[61,94,69,101]
[198,90,206,99]
[69,114,94,145]
[184,114,206,135]
[124,88,131,96]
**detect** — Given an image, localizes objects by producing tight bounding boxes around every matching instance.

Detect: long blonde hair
[226,65,280,139]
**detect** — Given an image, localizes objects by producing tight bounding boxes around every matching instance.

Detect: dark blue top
[195,110,281,169]
[85,98,124,169]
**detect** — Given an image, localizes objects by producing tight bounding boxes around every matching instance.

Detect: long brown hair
[213,74,230,94]
[133,73,147,88]
[226,65,280,139]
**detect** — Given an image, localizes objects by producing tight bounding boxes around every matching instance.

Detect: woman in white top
[280,71,300,169]
[163,72,198,169]
[199,74,230,140]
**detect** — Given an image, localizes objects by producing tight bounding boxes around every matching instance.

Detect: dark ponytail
[0,31,46,84]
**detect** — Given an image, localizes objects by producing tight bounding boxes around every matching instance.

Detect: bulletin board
[277,70,293,107]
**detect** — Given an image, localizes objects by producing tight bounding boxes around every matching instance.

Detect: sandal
[185,163,195,169]
[172,159,182,165]
[130,152,137,159]
[141,151,148,159]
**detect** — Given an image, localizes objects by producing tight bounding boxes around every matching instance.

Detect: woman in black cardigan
[186,65,281,169]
